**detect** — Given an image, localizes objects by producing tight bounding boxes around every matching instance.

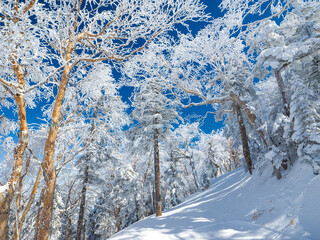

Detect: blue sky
[181,0,224,133]
[118,0,225,134]
[1,0,224,154]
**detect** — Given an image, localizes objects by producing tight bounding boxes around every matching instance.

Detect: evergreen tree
[290,66,320,173]
[129,78,182,217]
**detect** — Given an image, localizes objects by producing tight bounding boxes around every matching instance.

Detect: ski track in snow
[110,163,320,240]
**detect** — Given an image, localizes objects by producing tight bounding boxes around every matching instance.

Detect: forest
[0,0,319,239]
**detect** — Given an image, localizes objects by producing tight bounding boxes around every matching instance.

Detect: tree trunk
[186,155,199,190]
[229,145,234,172]
[65,217,72,240]
[0,59,29,240]
[36,173,56,240]
[153,121,162,217]
[82,219,86,240]
[36,59,72,240]
[64,181,74,240]
[230,92,268,147]
[76,105,100,240]
[235,103,253,175]
[76,164,89,240]
[35,188,45,240]
[0,195,11,240]
[12,167,42,240]
[274,69,290,117]
[114,207,121,232]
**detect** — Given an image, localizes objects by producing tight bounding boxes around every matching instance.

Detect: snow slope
[110,162,320,240]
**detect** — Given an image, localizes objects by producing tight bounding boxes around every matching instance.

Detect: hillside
[110,162,320,240]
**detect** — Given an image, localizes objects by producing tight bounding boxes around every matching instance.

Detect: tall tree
[0,1,45,238]
[167,22,262,174]
[18,1,206,238]
[250,0,320,174]
[129,78,182,216]
[75,71,128,240]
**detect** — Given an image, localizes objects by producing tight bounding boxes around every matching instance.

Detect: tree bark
[65,217,72,240]
[114,207,121,232]
[36,59,72,240]
[186,155,199,190]
[230,92,268,147]
[153,120,162,217]
[63,180,75,240]
[0,1,38,236]
[35,187,45,240]
[229,138,234,171]
[76,164,89,240]
[274,69,290,117]
[0,59,29,240]
[235,103,253,175]
[0,195,11,240]
[76,105,99,240]
[12,167,42,240]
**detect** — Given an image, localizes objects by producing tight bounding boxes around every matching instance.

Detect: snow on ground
[110,162,320,240]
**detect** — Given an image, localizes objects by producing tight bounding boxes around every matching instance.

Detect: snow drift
[110,162,320,239]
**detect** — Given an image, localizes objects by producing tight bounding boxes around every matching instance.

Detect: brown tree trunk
[231,93,282,179]
[0,195,11,240]
[12,167,42,240]
[235,103,253,175]
[65,218,72,240]
[36,173,56,240]
[35,188,45,240]
[36,59,73,240]
[153,120,162,217]
[114,207,121,232]
[76,164,89,240]
[82,219,86,240]
[0,59,29,240]
[0,1,37,235]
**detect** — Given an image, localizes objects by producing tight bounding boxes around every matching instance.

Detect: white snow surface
[0,182,9,194]
[110,162,320,240]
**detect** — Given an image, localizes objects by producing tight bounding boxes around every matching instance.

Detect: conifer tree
[129,78,182,216]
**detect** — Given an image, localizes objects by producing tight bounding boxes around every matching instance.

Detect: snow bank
[110,162,320,239]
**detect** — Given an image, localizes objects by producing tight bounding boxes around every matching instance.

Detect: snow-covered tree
[162,122,200,207]
[36,1,207,236]
[250,0,320,174]
[73,66,128,240]
[0,1,44,237]
[0,0,207,237]
[128,77,182,216]
[196,131,242,189]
